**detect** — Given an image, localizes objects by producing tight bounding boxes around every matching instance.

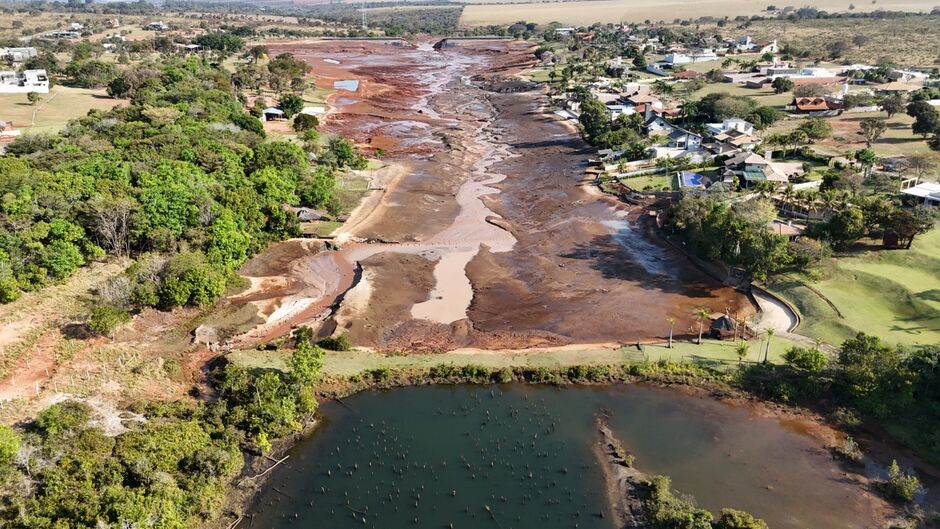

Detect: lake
[249,384,882,528]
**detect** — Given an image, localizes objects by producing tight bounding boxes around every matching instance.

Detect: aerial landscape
[0,0,939,527]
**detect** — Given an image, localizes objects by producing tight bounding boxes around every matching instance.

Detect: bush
[783,347,827,372]
[88,304,131,336]
[715,509,769,529]
[34,400,92,437]
[293,113,319,132]
[879,460,921,503]
[0,425,19,465]
[317,334,351,351]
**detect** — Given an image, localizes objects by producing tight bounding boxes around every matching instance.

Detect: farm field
[0,86,126,134]
[767,228,940,348]
[458,0,940,27]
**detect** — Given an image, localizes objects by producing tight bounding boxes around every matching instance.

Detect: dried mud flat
[227,38,754,352]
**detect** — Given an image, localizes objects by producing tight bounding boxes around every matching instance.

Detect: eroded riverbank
[217,38,755,353]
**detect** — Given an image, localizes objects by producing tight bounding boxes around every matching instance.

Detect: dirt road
[231,38,754,352]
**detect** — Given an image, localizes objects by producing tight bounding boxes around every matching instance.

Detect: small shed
[262,107,285,121]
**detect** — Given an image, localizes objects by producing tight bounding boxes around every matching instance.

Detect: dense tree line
[742,333,940,465]
[668,195,822,281]
[0,56,351,309]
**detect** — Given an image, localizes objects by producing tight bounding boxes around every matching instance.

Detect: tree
[880,460,921,503]
[858,118,887,148]
[88,194,135,256]
[884,207,936,249]
[578,98,611,143]
[26,91,41,105]
[852,35,870,48]
[880,94,905,118]
[667,317,676,348]
[797,118,832,142]
[694,308,711,345]
[278,93,304,119]
[762,328,775,362]
[771,77,794,94]
[195,32,245,53]
[288,340,324,386]
[736,341,750,364]
[247,44,268,62]
[906,153,939,182]
[854,148,878,178]
[292,113,319,133]
[827,207,866,248]
[912,109,940,138]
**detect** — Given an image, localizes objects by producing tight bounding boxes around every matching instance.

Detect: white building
[900,181,940,206]
[0,69,49,94]
[707,118,755,136]
[665,49,718,65]
[0,47,38,63]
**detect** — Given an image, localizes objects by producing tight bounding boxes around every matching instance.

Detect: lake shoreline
[214,365,898,528]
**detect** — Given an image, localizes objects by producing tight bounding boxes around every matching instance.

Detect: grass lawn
[620,173,675,192]
[0,86,126,134]
[766,111,932,158]
[693,82,793,108]
[228,334,803,378]
[767,227,940,348]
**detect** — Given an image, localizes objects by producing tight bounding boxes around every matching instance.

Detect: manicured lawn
[692,82,793,108]
[620,173,675,192]
[767,228,940,348]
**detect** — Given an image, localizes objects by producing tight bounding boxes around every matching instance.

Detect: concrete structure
[0,69,49,94]
[900,181,940,206]
[0,47,38,63]
[707,118,754,136]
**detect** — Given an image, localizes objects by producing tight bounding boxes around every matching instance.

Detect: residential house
[788,97,844,113]
[554,27,575,36]
[665,49,718,65]
[900,180,940,206]
[706,129,762,155]
[0,47,38,63]
[145,21,170,31]
[0,69,49,94]
[724,152,803,186]
[875,81,923,95]
[262,107,285,121]
[707,118,755,136]
[768,219,806,239]
[732,36,778,53]
[672,70,702,80]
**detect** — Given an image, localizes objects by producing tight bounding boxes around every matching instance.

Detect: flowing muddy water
[232,39,752,351]
[249,384,888,528]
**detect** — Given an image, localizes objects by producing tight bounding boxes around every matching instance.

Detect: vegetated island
[594,413,770,529]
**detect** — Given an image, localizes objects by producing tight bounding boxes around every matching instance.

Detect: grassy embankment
[229,333,804,378]
[766,227,940,348]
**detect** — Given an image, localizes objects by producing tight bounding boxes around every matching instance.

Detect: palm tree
[667,317,677,348]
[694,308,711,345]
[763,328,775,363]
[781,184,795,215]
[735,341,751,364]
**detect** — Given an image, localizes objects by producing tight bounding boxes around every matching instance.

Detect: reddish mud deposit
[228,38,753,352]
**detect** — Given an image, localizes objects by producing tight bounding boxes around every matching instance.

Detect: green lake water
[249,384,879,529]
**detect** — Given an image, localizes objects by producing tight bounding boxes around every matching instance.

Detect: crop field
[458,0,940,27]
[0,86,126,135]
[767,228,940,348]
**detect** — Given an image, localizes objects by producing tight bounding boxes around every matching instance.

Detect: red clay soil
[238,38,754,352]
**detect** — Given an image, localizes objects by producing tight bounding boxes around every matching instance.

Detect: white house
[707,118,755,136]
[0,69,49,94]
[900,181,940,206]
[0,47,38,63]
[665,49,717,65]
[554,27,576,36]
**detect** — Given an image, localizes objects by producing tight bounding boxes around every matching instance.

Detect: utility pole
[361,0,367,30]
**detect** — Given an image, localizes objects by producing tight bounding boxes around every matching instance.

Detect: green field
[0,86,125,134]
[767,228,940,348]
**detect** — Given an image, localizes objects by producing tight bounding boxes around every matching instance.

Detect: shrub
[34,400,92,437]
[292,113,319,132]
[0,425,19,464]
[317,334,351,351]
[88,305,131,336]
[715,509,769,529]
[879,460,921,502]
[783,347,827,372]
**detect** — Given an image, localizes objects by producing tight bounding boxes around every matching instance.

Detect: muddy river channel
[249,384,886,529]
[225,39,752,352]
